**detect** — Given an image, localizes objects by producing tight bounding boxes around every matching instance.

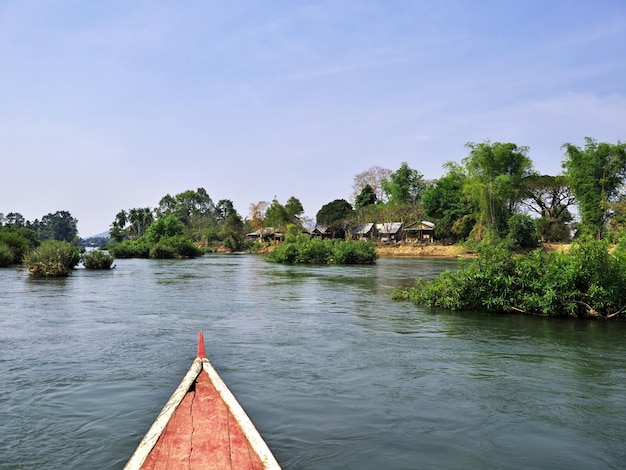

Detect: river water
[1,255,625,469]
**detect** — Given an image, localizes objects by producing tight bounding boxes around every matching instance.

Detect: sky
[1,1,625,237]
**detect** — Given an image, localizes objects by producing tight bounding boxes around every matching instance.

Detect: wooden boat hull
[124,333,281,469]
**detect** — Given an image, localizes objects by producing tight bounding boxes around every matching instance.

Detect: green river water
[1,255,625,469]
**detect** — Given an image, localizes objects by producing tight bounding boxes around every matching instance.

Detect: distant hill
[79,231,110,247]
[85,231,110,239]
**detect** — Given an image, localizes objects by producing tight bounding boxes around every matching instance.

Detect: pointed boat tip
[197,331,206,360]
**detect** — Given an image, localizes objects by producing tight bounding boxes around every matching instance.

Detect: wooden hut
[404,220,435,242]
[351,223,375,240]
[376,222,403,242]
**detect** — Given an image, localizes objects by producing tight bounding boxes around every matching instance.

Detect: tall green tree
[216,199,237,222]
[462,141,534,236]
[146,214,185,243]
[265,198,289,228]
[354,184,377,209]
[36,211,78,242]
[5,212,25,227]
[316,199,353,235]
[220,213,245,251]
[284,197,304,225]
[158,188,215,227]
[422,162,475,242]
[382,162,425,205]
[562,137,626,238]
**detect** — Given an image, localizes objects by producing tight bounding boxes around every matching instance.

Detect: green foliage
[463,141,534,235]
[395,237,626,319]
[107,239,151,258]
[146,215,186,243]
[422,162,474,242]
[158,188,215,229]
[521,174,573,242]
[264,202,283,228]
[331,240,377,264]
[506,214,539,248]
[81,250,115,269]
[108,232,201,259]
[265,198,289,228]
[284,197,304,224]
[354,184,377,209]
[34,211,78,241]
[266,234,377,265]
[0,241,13,267]
[149,235,202,259]
[23,240,80,277]
[562,137,626,238]
[316,199,353,227]
[219,213,245,251]
[0,226,38,264]
[382,162,425,205]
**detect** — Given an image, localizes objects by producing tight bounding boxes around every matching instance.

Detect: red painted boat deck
[140,369,265,470]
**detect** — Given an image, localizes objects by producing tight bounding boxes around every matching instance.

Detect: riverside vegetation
[393,237,626,319]
[265,230,377,265]
[4,136,626,322]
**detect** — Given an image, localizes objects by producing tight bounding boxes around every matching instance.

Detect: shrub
[149,235,202,259]
[0,228,37,264]
[108,239,150,258]
[331,240,377,264]
[146,215,185,244]
[507,214,539,248]
[266,235,377,265]
[394,237,626,319]
[82,250,115,269]
[23,240,80,277]
[0,241,14,267]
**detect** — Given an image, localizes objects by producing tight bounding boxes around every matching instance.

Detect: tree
[37,211,78,242]
[382,162,425,205]
[354,184,377,209]
[351,166,392,204]
[562,137,626,238]
[220,213,245,251]
[520,174,574,242]
[248,201,269,231]
[316,199,353,232]
[462,141,534,236]
[422,162,475,242]
[115,210,128,229]
[126,208,153,239]
[265,198,288,228]
[5,212,25,227]
[284,197,304,225]
[146,214,185,244]
[158,188,215,227]
[216,199,237,222]
[0,225,38,264]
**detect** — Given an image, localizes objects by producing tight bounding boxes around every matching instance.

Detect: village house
[351,223,375,240]
[376,222,403,242]
[245,227,284,242]
[403,220,436,243]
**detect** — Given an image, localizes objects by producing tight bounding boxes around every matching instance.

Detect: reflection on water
[1,255,625,469]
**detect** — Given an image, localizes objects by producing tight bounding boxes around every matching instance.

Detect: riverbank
[375,243,467,258]
[240,242,573,258]
[375,242,574,258]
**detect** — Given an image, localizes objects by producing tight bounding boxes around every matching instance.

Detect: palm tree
[128,208,141,239]
[115,210,128,229]
[141,208,154,235]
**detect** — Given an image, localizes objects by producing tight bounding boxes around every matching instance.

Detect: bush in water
[82,249,115,269]
[23,240,80,277]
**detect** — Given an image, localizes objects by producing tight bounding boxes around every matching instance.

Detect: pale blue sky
[1,0,625,236]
